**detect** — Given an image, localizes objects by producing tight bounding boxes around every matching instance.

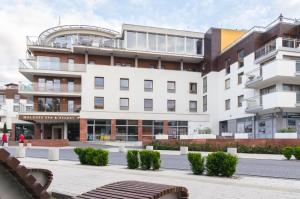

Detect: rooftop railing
[19,59,86,72]
[254,39,276,60]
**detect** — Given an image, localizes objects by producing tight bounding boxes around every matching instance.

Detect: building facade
[16,15,300,141]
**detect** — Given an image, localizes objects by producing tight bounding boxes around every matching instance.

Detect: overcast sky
[0,0,299,85]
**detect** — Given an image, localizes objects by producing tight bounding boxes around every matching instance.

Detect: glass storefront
[116,120,138,141]
[168,121,188,139]
[15,124,34,140]
[87,120,111,141]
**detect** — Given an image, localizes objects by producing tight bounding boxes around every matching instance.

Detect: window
[260,85,276,95]
[26,106,33,112]
[148,33,156,51]
[120,78,129,90]
[38,78,45,91]
[0,94,5,104]
[13,105,20,112]
[53,79,61,91]
[225,99,230,110]
[190,83,198,94]
[186,37,196,54]
[87,120,111,141]
[238,72,244,85]
[68,100,74,112]
[14,94,20,103]
[196,39,202,55]
[120,98,129,110]
[167,81,176,93]
[94,97,104,109]
[144,99,153,111]
[95,77,104,88]
[225,78,230,89]
[68,59,75,71]
[225,58,231,75]
[282,84,300,91]
[137,32,147,50]
[176,37,185,53]
[127,31,136,49]
[167,100,176,112]
[203,77,207,93]
[157,34,166,52]
[237,49,245,68]
[238,95,244,107]
[189,101,197,112]
[144,80,153,92]
[167,36,176,53]
[168,121,188,139]
[296,61,300,72]
[203,95,207,112]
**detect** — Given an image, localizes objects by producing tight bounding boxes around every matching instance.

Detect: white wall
[80,65,209,128]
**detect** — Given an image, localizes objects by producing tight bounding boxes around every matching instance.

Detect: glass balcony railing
[246,96,263,110]
[19,59,86,72]
[297,92,300,104]
[282,38,300,49]
[255,39,276,60]
[245,67,263,85]
[19,83,81,94]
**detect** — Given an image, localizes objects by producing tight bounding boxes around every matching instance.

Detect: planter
[227,147,237,155]
[188,134,216,139]
[26,143,32,147]
[19,143,24,147]
[221,132,233,137]
[234,133,248,139]
[48,148,59,161]
[180,146,189,155]
[3,143,8,147]
[274,133,297,139]
[16,147,26,158]
[155,134,168,140]
[146,146,153,150]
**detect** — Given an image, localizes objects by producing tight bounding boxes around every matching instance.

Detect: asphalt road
[6,148,300,180]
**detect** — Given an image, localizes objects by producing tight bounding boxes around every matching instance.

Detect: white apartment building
[15,15,300,142]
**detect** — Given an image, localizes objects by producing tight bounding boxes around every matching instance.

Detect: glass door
[68,59,75,71]
[68,81,74,92]
[68,100,74,112]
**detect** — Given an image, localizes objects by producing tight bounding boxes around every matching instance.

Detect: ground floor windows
[168,121,188,139]
[116,120,138,141]
[87,120,111,141]
[142,120,164,140]
[15,124,34,140]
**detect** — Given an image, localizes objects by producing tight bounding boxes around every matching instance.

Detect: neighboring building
[17,15,300,141]
[18,24,209,142]
[0,83,34,140]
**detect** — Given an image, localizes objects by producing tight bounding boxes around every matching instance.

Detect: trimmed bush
[127,150,139,169]
[294,147,300,160]
[152,151,161,170]
[139,150,153,170]
[139,150,161,170]
[282,147,294,160]
[206,151,238,177]
[74,148,109,166]
[187,153,204,175]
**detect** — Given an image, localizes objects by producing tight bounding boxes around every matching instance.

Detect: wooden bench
[73,180,189,199]
[0,149,52,199]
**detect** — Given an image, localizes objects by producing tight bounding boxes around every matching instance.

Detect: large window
[142,120,164,139]
[260,85,276,95]
[87,120,111,141]
[94,97,104,109]
[225,99,231,110]
[176,37,185,53]
[186,37,195,54]
[126,31,136,49]
[148,33,156,51]
[144,99,153,111]
[38,97,60,112]
[168,121,188,139]
[120,78,129,90]
[167,36,176,53]
[203,95,207,112]
[120,98,129,110]
[190,82,198,94]
[116,120,138,141]
[189,101,197,112]
[167,81,176,93]
[144,80,153,92]
[157,34,166,52]
[137,32,147,50]
[238,72,244,85]
[167,100,176,112]
[237,49,245,68]
[283,84,300,91]
[95,77,104,88]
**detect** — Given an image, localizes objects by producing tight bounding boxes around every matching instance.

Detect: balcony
[255,39,276,60]
[19,59,86,80]
[245,59,300,88]
[246,92,300,113]
[19,83,81,97]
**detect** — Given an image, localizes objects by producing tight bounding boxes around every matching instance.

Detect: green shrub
[74,148,109,166]
[139,150,152,170]
[282,147,294,160]
[139,150,161,170]
[206,151,238,177]
[187,153,204,175]
[127,150,139,169]
[93,149,109,166]
[74,148,87,164]
[294,147,300,160]
[152,151,161,170]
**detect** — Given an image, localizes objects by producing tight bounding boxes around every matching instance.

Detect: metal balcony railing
[19,83,81,94]
[255,39,276,60]
[19,59,86,72]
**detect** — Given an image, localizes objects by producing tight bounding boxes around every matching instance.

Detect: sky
[0,0,300,85]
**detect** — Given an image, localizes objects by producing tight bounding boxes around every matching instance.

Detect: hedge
[187,153,205,175]
[74,147,109,166]
[206,152,238,177]
[282,147,294,160]
[127,150,139,169]
[294,147,300,160]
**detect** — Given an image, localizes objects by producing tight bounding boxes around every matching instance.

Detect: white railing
[282,38,300,49]
[19,83,81,94]
[246,96,262,110]
[19,59,86,72]
[255,39,276,60]
[245,67,262,85]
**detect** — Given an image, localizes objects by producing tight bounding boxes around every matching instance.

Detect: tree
[3,122,8,134]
